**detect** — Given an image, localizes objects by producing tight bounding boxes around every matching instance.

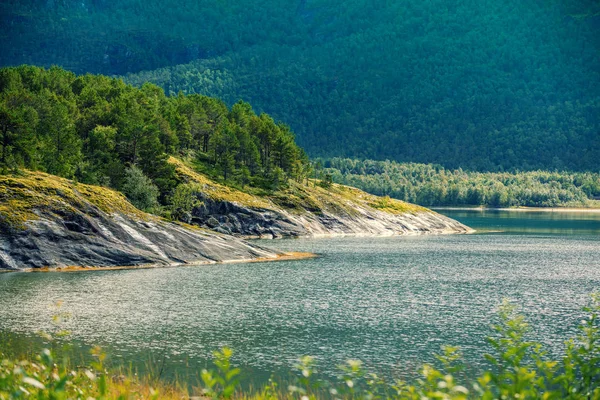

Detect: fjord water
[1,210,600,384]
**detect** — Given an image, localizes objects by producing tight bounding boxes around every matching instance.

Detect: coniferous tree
[0,65,311,209]
[37,94,81,177]
[121,166,160,212]
[0,101,37,170]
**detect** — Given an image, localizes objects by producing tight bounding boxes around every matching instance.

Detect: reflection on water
[435,208,600,235]
[0,211,599,385]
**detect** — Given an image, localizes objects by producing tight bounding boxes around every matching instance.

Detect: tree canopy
[324,158,600,207]
[0,65,309,206]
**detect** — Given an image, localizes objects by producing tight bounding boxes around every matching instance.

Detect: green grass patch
[169,157,430,219]
[0,170,149,230]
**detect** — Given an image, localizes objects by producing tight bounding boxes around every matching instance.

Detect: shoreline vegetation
[0,65,312,220]
[323,158,600,209]
[432,206,600,212]
[2,296,599,399]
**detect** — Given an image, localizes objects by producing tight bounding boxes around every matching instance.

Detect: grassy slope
[170,157,427,217]
[0,159,427,232]
[0,170,149,230]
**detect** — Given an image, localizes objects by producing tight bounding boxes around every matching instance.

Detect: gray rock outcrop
[0,167,472,271]
[191,194,473,239]
[0,209,279,271]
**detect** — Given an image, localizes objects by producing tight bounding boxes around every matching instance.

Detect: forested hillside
[324,158,600,207]
[1,0,599,171]
[0,66,309,212]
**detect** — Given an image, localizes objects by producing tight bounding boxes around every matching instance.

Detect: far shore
[432,206,600,213]
[0,252,317,274]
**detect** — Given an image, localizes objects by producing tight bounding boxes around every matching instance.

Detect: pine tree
[0,100,38,171]
[37,93,81,177]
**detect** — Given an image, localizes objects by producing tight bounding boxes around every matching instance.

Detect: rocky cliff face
[191,194,472,239]
[0,213,280,271]
[0,172,279,271]
[171,158,473,239]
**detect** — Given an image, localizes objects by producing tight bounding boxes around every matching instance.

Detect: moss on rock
[0,170,148,230]
[169,157,427,218]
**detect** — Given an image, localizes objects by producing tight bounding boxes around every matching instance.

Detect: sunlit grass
[171,156,427,219]
[0,170,149,230]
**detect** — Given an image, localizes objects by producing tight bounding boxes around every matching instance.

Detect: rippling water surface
[1,210,599,383]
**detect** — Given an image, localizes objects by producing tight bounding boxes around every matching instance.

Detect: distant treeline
[324,158,600,207]
[0,66,309,207]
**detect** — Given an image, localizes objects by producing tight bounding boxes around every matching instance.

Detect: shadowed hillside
[1,0,598,171]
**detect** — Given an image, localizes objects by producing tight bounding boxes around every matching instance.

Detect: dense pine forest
[0,66,309,211]
[8,65,597,212]
[324,158,600,207]
[2,0,597,171]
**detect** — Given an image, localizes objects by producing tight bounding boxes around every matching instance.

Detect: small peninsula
[0,171,283,271]
[0,166,470,271]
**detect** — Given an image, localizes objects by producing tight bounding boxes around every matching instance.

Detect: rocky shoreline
[191,194,473,239]
[0,170,472,271]
[0,252,316,273]
[0,171,285,271]
[0,211,283,271]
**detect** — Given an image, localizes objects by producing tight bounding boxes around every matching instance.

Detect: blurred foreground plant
[1,295,600,399]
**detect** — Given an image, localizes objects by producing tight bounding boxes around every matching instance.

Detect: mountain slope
[2,1,599,171]
[121,1,599,171]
